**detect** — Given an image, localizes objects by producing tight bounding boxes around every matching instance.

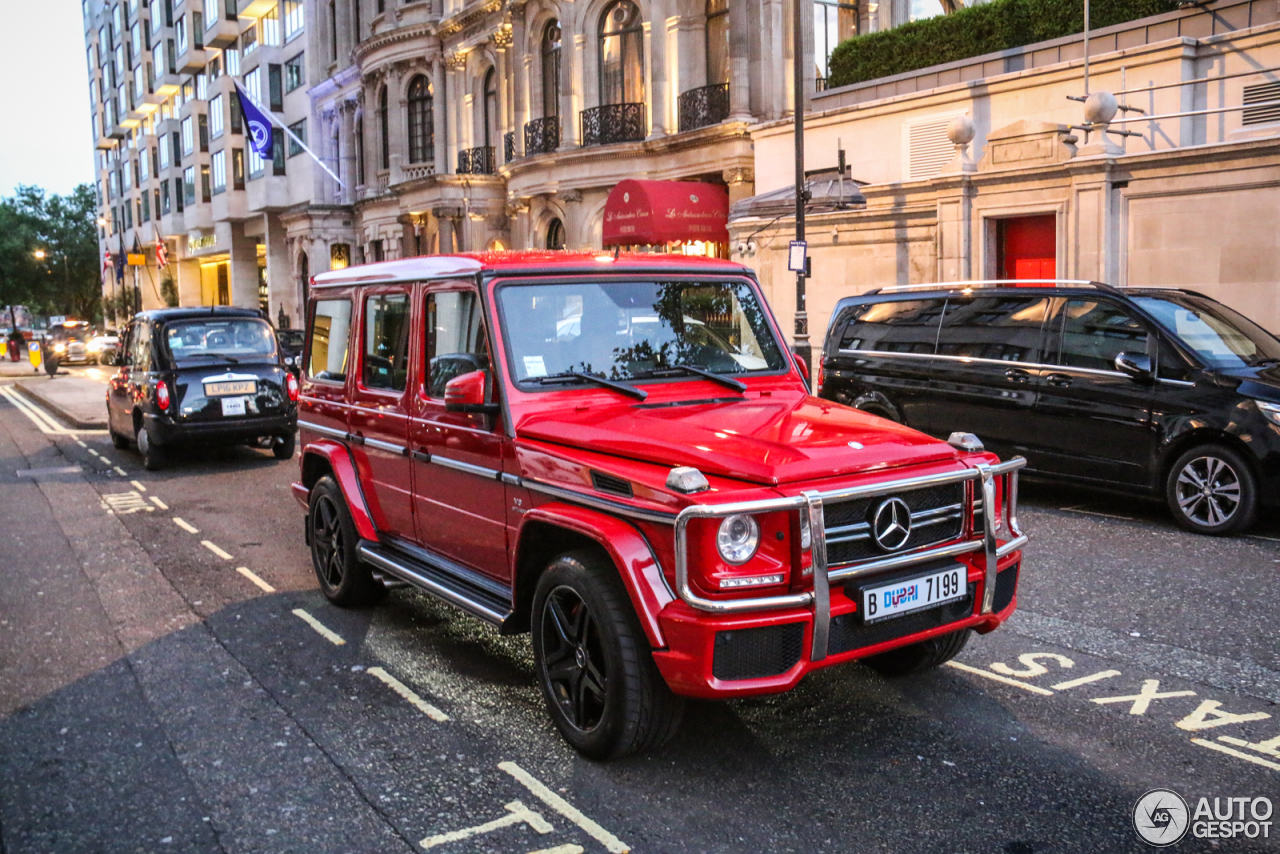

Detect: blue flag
[235,82,273,159]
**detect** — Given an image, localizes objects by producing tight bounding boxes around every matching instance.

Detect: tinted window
[308,299,351,382]
[1049,299,1148,372]
[362,294,410,391]
[1133,295,1280,369]
[936,296,1049,363]
[426,290,488,399]
[836,299,945,355]
[165,318,276,367]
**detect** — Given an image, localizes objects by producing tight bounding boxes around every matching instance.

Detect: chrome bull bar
[672,457,1028,662]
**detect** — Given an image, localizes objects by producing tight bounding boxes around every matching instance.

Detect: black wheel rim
[311,495,346,589]
[1175,455,1242,527]
[540,585,608,732]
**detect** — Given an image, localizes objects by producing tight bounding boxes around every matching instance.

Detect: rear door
[107,322,135,434]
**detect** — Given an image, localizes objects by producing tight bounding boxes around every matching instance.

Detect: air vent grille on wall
[1243,81,1280,126]
[590,470,634,498]
[907,116,956,181]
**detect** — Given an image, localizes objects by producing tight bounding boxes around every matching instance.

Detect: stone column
[727,0,752,121]
[388,65,408,183]
[722,167,755,209]
[559,32,580,149]
[264,213,295,326]
[228,221,259,309]
[432,56,448,174]
[646,0,667,139]
[340,100,356,204]
[512,8,529,156]
[493,31,511,162]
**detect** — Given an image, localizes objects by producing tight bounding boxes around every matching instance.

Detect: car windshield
[164,318,278,366]
[497,280,787,384]
[1132,295,1280,369]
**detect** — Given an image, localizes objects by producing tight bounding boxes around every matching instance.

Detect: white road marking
[499,761,630,854]
[1052,670,1122,690]
[173,517,199,533]
[367,666,449,722]
[944,661,1055,696]
[201,540,233,560]
[291,608,345,645]
[1191,738,1280,773]
[130,480,146,491]
[149,496,169,510]
[112,466,127,476]
[420,801,552,849]
[528,846,585,854]
[0,386,108,435]
[236,566,276,593]
[74,439,87,448]
[1218,734,1280,758]
[1091,679,1196,715]
[1059,504,1134,521]
[101,492,154,515]
[87,449,103,458]
[990,652,1074,678]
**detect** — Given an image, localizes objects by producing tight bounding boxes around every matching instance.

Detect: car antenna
[613,244,621,260]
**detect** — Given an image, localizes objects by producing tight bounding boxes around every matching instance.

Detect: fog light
[717,514,760,564]
[719,574,785,589]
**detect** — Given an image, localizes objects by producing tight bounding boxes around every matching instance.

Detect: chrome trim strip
[976,462,999,614]
[827,539,983,583]
[805,491,830,661]
[298,419,348,441]
[840,347,1194,386]
[825,502,963,544]
[430,454,503,480]
[516,477,680,525]
[363,437,406,455]
[357,543,508,625]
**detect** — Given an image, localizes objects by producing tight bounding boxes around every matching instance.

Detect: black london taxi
[106,307,299,470]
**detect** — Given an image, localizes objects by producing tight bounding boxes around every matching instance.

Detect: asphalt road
[1,373,1277,854]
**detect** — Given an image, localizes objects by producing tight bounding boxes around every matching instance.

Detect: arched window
[599,0,643,105]
[483,67,498,151]
[541,19,561,118]
[706,0,729,87]
[378,85,389,170]
[407,75,433,164]
[546,218,565,250]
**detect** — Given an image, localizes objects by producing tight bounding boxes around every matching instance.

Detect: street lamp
[33,249,47,261]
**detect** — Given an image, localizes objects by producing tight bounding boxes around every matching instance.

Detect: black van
[819,281,1280,535]
[106,307,299,470]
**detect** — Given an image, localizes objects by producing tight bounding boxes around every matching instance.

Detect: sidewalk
[7,375,109,430]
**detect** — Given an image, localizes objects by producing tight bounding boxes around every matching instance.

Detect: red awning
[602,180,730,247]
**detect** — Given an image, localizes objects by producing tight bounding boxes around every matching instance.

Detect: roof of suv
[310,251,753,288]
[853,281,1204,301]
[134,307,265,322]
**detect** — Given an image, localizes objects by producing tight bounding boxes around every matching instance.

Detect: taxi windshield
[497,280,787,384]
[164,318,278,366]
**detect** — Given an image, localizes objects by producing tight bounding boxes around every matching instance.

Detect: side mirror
[444,370,500,415]
[1114,351,1153,381]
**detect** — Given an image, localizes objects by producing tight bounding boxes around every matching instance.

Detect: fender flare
[517,503,674,649]
[299,440,378,541]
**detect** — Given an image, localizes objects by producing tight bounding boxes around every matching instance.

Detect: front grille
[712,622,805,681]
[828,583,975,656]
[823,483,966,566]
[992,562,1019,613]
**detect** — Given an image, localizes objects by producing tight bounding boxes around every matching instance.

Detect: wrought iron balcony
[580,103,645,147]
[678,83,730,133]
[457,146,496,175]
[503,132,515,164]
[524,116,562,156]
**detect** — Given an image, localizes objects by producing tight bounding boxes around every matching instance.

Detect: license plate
[220,397,247,416]
[862,565,966,624]
[205,380,257,396]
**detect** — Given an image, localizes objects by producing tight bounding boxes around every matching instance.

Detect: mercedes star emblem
[871,497,912,551]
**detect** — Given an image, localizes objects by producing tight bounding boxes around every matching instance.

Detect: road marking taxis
[420,801,553,849]
[500,762,630,854]
[291,609,345,645]
[944,661,1055,695]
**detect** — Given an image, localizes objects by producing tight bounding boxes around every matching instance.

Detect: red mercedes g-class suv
[293,252,1027,759]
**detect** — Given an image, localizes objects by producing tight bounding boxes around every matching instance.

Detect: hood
[515,391,960,486]
[1209,363,1280,401]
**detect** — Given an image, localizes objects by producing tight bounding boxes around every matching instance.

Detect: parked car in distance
[89,329,120,364]
[293,252,1027,759]
[819,280,1280,535]
[107,307,299,470]
[277,328,305,372]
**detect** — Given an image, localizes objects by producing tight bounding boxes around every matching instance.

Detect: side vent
[1243,81,1280,126]
[590,471,634,498]
[906,115,957,181]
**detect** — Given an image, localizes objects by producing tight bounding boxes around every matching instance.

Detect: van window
[426,290,488,398]
[1048,299,1148,372]
[308,298,352,382]
[361,293,411,392]
[936,296,1049,363]
[836,299,945,354]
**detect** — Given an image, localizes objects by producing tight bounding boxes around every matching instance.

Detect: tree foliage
[0,184,103,326]
[827,0,1179,89]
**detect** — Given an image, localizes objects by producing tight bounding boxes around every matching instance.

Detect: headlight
[1258,401,1280,426]
[717,514,760,565]
[53,343,66,352]
[88,340,102,351]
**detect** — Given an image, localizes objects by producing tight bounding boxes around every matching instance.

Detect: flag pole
[237,80,347,189]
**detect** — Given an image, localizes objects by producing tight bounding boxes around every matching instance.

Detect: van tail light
[156,380,171,411]
[816,361,825,394]
[285,371,299,402]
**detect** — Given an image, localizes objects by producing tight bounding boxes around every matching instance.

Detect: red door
[1000,215,1057,281]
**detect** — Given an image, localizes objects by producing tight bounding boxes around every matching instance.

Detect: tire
[863,628,971,677]
[136,424,165,472]
[531,550,684,760]
[308,476,383,607]
[273,432,296,460]
[109,423,130,449]
[1165,444,1258,535]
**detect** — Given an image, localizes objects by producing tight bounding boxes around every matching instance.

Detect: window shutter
[1243,81,1280,126]
[906,115,956,181]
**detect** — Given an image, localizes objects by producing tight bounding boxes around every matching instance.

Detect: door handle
[1046,373,1073,388]
[412,448,431,463]
[1004,368,1031,383]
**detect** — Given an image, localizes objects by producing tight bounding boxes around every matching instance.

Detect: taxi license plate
[205,380,257,396]
[862,565,966,624]
[220,397,247,416]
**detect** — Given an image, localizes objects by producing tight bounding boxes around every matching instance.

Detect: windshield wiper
[635,364,748,393]
[537,370,648,401]
[182,352,239,363]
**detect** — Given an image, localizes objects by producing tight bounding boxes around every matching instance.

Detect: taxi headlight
[53,343,66,353]
[716,514,760,565]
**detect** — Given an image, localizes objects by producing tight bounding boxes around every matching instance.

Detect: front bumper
[653,457,1027,698]
[144,411,296,446]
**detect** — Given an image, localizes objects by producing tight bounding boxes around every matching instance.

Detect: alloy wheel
[1175,455,1242,528]
[312,495,346,589]
[539,585,608,732]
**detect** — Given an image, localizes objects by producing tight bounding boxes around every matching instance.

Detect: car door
[348,288,416,540]
[926,294,1050,458]
[409,283,509,582]
[107,322,135,434]
[1029,296,1156,485]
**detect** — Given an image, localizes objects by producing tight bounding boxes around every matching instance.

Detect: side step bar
[357,540,514,629]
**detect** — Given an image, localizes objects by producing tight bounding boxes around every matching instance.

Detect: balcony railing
[457,146,496,175]
[503,131,515,164]
[678,83,730,133]
[580,103,645,147]
[524,115,561,156]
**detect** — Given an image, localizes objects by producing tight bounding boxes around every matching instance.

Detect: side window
[361,293,411,391]
[130,321,152,372]
[426,290,488,399]
[308,298,352,382]
[1052,299,1149,372]
[936,296,1048,363]
[836,299,946,355]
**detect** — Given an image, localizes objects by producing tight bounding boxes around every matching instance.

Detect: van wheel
[273,432,296,460]
[864,628,971,677]
[532,551,684,760]
[1166,444,1257,535]
[136,425,164,471]
[308,477,383,606]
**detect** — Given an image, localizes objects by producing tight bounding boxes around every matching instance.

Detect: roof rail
[870,279,1118,295]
